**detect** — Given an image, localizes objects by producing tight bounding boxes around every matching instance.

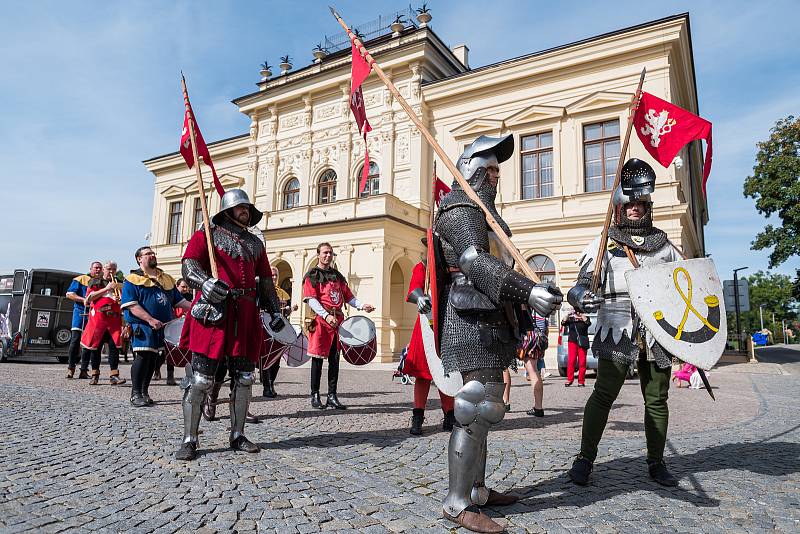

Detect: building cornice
[142,133,250,173]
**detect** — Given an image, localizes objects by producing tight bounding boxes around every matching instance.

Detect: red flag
[349,43,373,194]
[434,177,451,206]
[180,77,225,197]
[633,91,713,194]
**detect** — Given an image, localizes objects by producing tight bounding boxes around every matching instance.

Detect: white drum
[284,324,310,367]
[339,316,377,366]
[260,313,298,370]
[163,317,191,367]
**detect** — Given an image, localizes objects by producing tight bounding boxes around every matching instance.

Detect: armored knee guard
[443,379,506,517]
[230,370,255,442]
[182,370,214,446]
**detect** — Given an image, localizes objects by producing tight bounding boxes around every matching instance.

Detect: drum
[260,313,297,370]
[338,316,377,365]
[163,317,191,367]
[284,324,310,367]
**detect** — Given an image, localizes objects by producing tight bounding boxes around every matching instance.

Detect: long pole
[733,269,742,351]
[590,67,647,292]
[424,161,437,294]
[182,75,219,278]
[329,7,540,283]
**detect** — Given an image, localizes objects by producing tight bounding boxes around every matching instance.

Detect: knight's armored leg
[176,354,215,461]
[639,359,677,486]
[443,369,507,533]
[229,365,260,453]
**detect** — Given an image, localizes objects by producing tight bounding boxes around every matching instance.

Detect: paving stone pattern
[0,359,797,533]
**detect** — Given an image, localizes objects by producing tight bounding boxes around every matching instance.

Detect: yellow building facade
[144,13,707,365]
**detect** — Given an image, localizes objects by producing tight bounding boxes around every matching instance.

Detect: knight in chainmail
[175,189,284,461]
[566,158,682,487]
[435,135,562,533]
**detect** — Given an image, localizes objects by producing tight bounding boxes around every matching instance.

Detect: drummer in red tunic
[405,258,455,435]
[302,242,374,410]
[176,189,284,461]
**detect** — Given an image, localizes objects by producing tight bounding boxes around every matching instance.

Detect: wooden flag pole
[181,74,219,278]
[590,67,646,291]
[424,161,438,295]
[329,7,540,283]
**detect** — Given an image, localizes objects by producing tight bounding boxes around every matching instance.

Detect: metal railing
[323,5,418,53]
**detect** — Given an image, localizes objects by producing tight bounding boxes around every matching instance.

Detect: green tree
[729,271,799,343]
[743,115,800,268]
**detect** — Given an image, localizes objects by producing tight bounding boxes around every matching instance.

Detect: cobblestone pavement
[0,355,797,533]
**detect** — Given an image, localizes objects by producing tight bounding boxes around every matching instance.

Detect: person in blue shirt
[121,247,190,407]
[65,261,102,379]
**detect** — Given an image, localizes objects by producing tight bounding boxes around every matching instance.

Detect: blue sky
[1,0,798,282]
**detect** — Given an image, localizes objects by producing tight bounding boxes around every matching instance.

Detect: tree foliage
[729,271,799,340]
[743,115,800,268]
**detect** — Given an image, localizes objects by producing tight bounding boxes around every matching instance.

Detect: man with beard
[302,242,374,410]
[566,158,682,488]
[121,247,190,406]
[436,135,562,533]
[81,261,127,386]
[65,261,102,379]
[176,189,284,461]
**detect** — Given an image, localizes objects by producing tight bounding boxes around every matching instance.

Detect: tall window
[521,132,554,199]
[168,201,183,244]
[583,119,620,192]
[193,197,208,231]
[317,169,337,204]
[527,254,556,284]
[359,162,380,197]
[283,178,300,209]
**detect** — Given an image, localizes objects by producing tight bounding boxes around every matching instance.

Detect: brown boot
[89,370,100,386]
[443,507,505,533]
[109,370,126,385]
[203,382,223,421]
[65,367,75,379]
[484,489,519,507]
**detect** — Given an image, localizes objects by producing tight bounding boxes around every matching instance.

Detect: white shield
[625,258,727,370]
[419,312,463,397]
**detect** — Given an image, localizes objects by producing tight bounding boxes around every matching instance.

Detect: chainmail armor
[212,220,265,261]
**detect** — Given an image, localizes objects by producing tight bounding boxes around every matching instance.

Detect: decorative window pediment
[566,91,632,115]
[504,104,565,127]
[450,118,504,139]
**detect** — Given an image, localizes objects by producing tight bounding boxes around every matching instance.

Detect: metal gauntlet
[407,288,432,314]
[527,282,563,316]
[498,270,536,304]
[567,284,603,313]
[182,258,210,291]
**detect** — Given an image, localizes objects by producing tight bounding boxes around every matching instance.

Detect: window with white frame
[283,178,300,209]
[317,169,337,204]
[521,132,554,199]
[583,119,620,192]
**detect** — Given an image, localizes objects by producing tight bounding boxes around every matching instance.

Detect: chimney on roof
[451,44,469,69]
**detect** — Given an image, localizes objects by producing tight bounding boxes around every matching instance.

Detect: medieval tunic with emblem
[67,275,91,331]
[180,224,271,362]
[577,234,681,369]
[121,270,185,352]
[81,279,123,350]
[403,262,433,380]
[302,268,354,360]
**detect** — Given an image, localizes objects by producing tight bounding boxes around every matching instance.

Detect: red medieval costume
[405,261,454,434]
[81,280,123,350]
[302,268,354,360]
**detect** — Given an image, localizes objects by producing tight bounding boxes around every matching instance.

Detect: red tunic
[403,262,432,380]
[302,269,354,359]
[81,281,122,349]
[180,227,270,362]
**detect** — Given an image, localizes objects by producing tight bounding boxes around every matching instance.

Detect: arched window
[282,178,300,210]
[527,254,556,284]
[358,162,380,197]
[317,169,337,204]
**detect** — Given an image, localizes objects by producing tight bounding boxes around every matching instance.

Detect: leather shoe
[78,369,89,379]
[326,393,347,410]
[130,394,149,408]
[526,408,544,417]
[648,459,678,486]
[230,436,260,453]
[485,489,519,506]
[568,456,593,486]
[443,505,504,533]
[246,411,260,424]
[143,394,154,405]
[175,442,197,461]
[442,410,456,432]
[311,392,326,409]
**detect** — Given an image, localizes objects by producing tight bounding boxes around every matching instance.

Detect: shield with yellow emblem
[625,258,727,370]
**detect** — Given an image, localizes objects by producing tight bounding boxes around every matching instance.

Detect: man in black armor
[436,135,563,532]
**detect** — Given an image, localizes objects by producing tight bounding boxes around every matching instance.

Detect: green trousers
[580,358,670,462]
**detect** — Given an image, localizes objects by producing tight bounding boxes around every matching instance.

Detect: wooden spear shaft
[329,7,540,283]
[590,67,646,292]
[181,75,219,278]
[424,161,437,294]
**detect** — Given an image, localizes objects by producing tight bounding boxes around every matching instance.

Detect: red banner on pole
[633,91,713,195]
[180,78,225,197]
[434,177,450,206]
[349,43,373,195]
